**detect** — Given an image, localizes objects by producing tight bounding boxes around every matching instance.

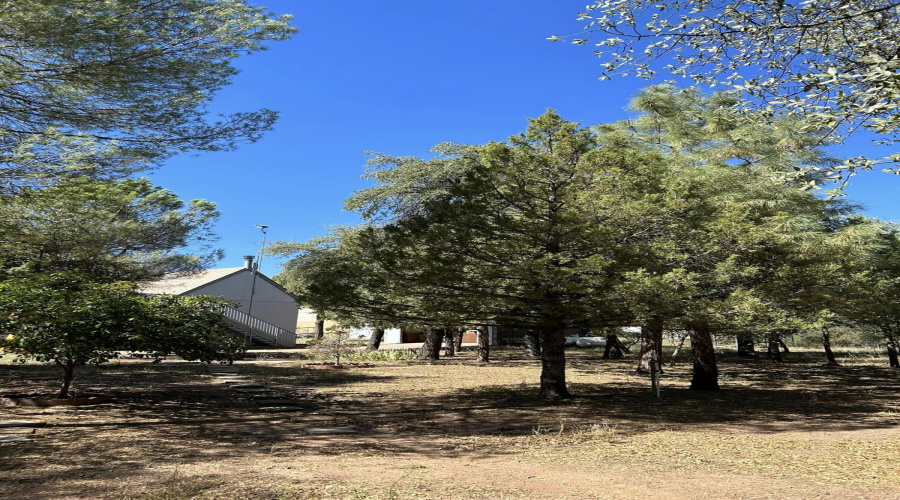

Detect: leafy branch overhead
[552,0,900,173]
[0,0,296,190]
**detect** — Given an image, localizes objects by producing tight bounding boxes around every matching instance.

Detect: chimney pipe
[243,255,254,270]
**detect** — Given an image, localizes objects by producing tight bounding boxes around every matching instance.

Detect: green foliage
[837,224,900,360]
[0,273,244,396]
[0,177,221,281]
[0,0,296,188]
[555,1,900,173]
[343,349,416,362]
[275,104,887,396]
[595,85,843,188]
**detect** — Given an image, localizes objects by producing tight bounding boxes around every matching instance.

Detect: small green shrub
[344,349,416,362]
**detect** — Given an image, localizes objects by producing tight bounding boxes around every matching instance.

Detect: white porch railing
[220,305,297,347]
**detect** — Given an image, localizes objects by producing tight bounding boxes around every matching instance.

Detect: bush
[344,349,416,362]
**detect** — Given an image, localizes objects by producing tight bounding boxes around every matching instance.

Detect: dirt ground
[1,347,899,500]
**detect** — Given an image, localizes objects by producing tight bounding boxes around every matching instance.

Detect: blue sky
[149,1,900,275]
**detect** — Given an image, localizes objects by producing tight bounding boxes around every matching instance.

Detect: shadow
[1,352,898,498]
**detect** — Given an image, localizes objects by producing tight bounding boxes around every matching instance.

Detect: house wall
[187,270,299,333]
[347,326,403,342]
[296,307,340,334]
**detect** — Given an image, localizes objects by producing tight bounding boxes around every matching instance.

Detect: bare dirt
[1,348,898,499]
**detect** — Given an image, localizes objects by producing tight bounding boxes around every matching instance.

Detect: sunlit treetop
[0,0,296,189]
[551,0,900,173]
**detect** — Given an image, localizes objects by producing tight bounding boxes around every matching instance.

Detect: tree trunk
[454,330,463,352]
[603,334,624,359]
[767,337,783,362]
[444,330,457,357]
[538,326,571,400]
[880,325,900,368]
[476,325,490,363]
[367,327,385,351]
[778,338,790,354]
[669,332,688,366]
[417,327,444,361]
[636,318,664,374]
[821,325,840,366]
[523,331,541,357]
[736,334,756,357]
[315,316,325,340]
[688,323,719,390]
[58,360,76,398]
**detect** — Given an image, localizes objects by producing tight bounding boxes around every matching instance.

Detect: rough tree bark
[603,334,625,359]
[883,325,900,368]
[523,331,541,357]
[688,322,720,390]
[636,318,664,374]
[778,338,791,354]
[539,325,571,400]
[767,336,784,362]
[417,327,444,361]
[821,325,840,366]
[454,330,463,352]
[669,332,688,366]
[444,330,457,357]
[367,327,385,351]
[58,360,76,398]
[476,325,490,363]
[888,343,900,368]
[736,334,756,357]
[315,316,325,340]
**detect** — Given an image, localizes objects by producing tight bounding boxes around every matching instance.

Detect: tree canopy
[0,273,244,397]
[553,1,900,173]
[274,102,879,398]
[0,0,296,190]
[0,177,221,281]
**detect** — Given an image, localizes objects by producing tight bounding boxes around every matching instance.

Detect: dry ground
[1,347,899,500]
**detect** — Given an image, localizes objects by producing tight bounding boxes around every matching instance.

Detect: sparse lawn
[1,347,898,499]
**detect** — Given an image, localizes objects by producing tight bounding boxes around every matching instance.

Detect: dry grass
[1,347,898,499]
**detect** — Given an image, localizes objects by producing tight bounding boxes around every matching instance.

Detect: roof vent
[243,255,255,270]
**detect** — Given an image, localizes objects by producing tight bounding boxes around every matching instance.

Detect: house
[142,256,300,347]
[346,325,498,345]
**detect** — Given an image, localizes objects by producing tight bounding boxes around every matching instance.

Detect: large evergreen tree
[0,0,295,190]
[0,178,221,281]
[277,103,878,398]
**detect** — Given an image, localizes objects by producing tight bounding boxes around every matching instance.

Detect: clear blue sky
[148,1,900,275]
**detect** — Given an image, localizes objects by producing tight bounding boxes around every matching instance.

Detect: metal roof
[139,267,246,295]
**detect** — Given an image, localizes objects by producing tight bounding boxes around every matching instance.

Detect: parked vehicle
[564,331,607,347]
[575,337,607,347]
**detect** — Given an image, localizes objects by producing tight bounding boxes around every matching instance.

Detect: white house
[142,256,300,347]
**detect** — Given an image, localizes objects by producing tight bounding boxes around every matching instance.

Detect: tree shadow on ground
[1,354,898,498]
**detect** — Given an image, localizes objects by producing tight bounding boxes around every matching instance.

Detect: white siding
[187,270,299,333]
[348,326,403,343]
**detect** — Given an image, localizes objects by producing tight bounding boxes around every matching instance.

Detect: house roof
[141,267,299,301]
[140,267,246,295]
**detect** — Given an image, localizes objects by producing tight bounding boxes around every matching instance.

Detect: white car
[563,333,607,347]
[574,337,607,347]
